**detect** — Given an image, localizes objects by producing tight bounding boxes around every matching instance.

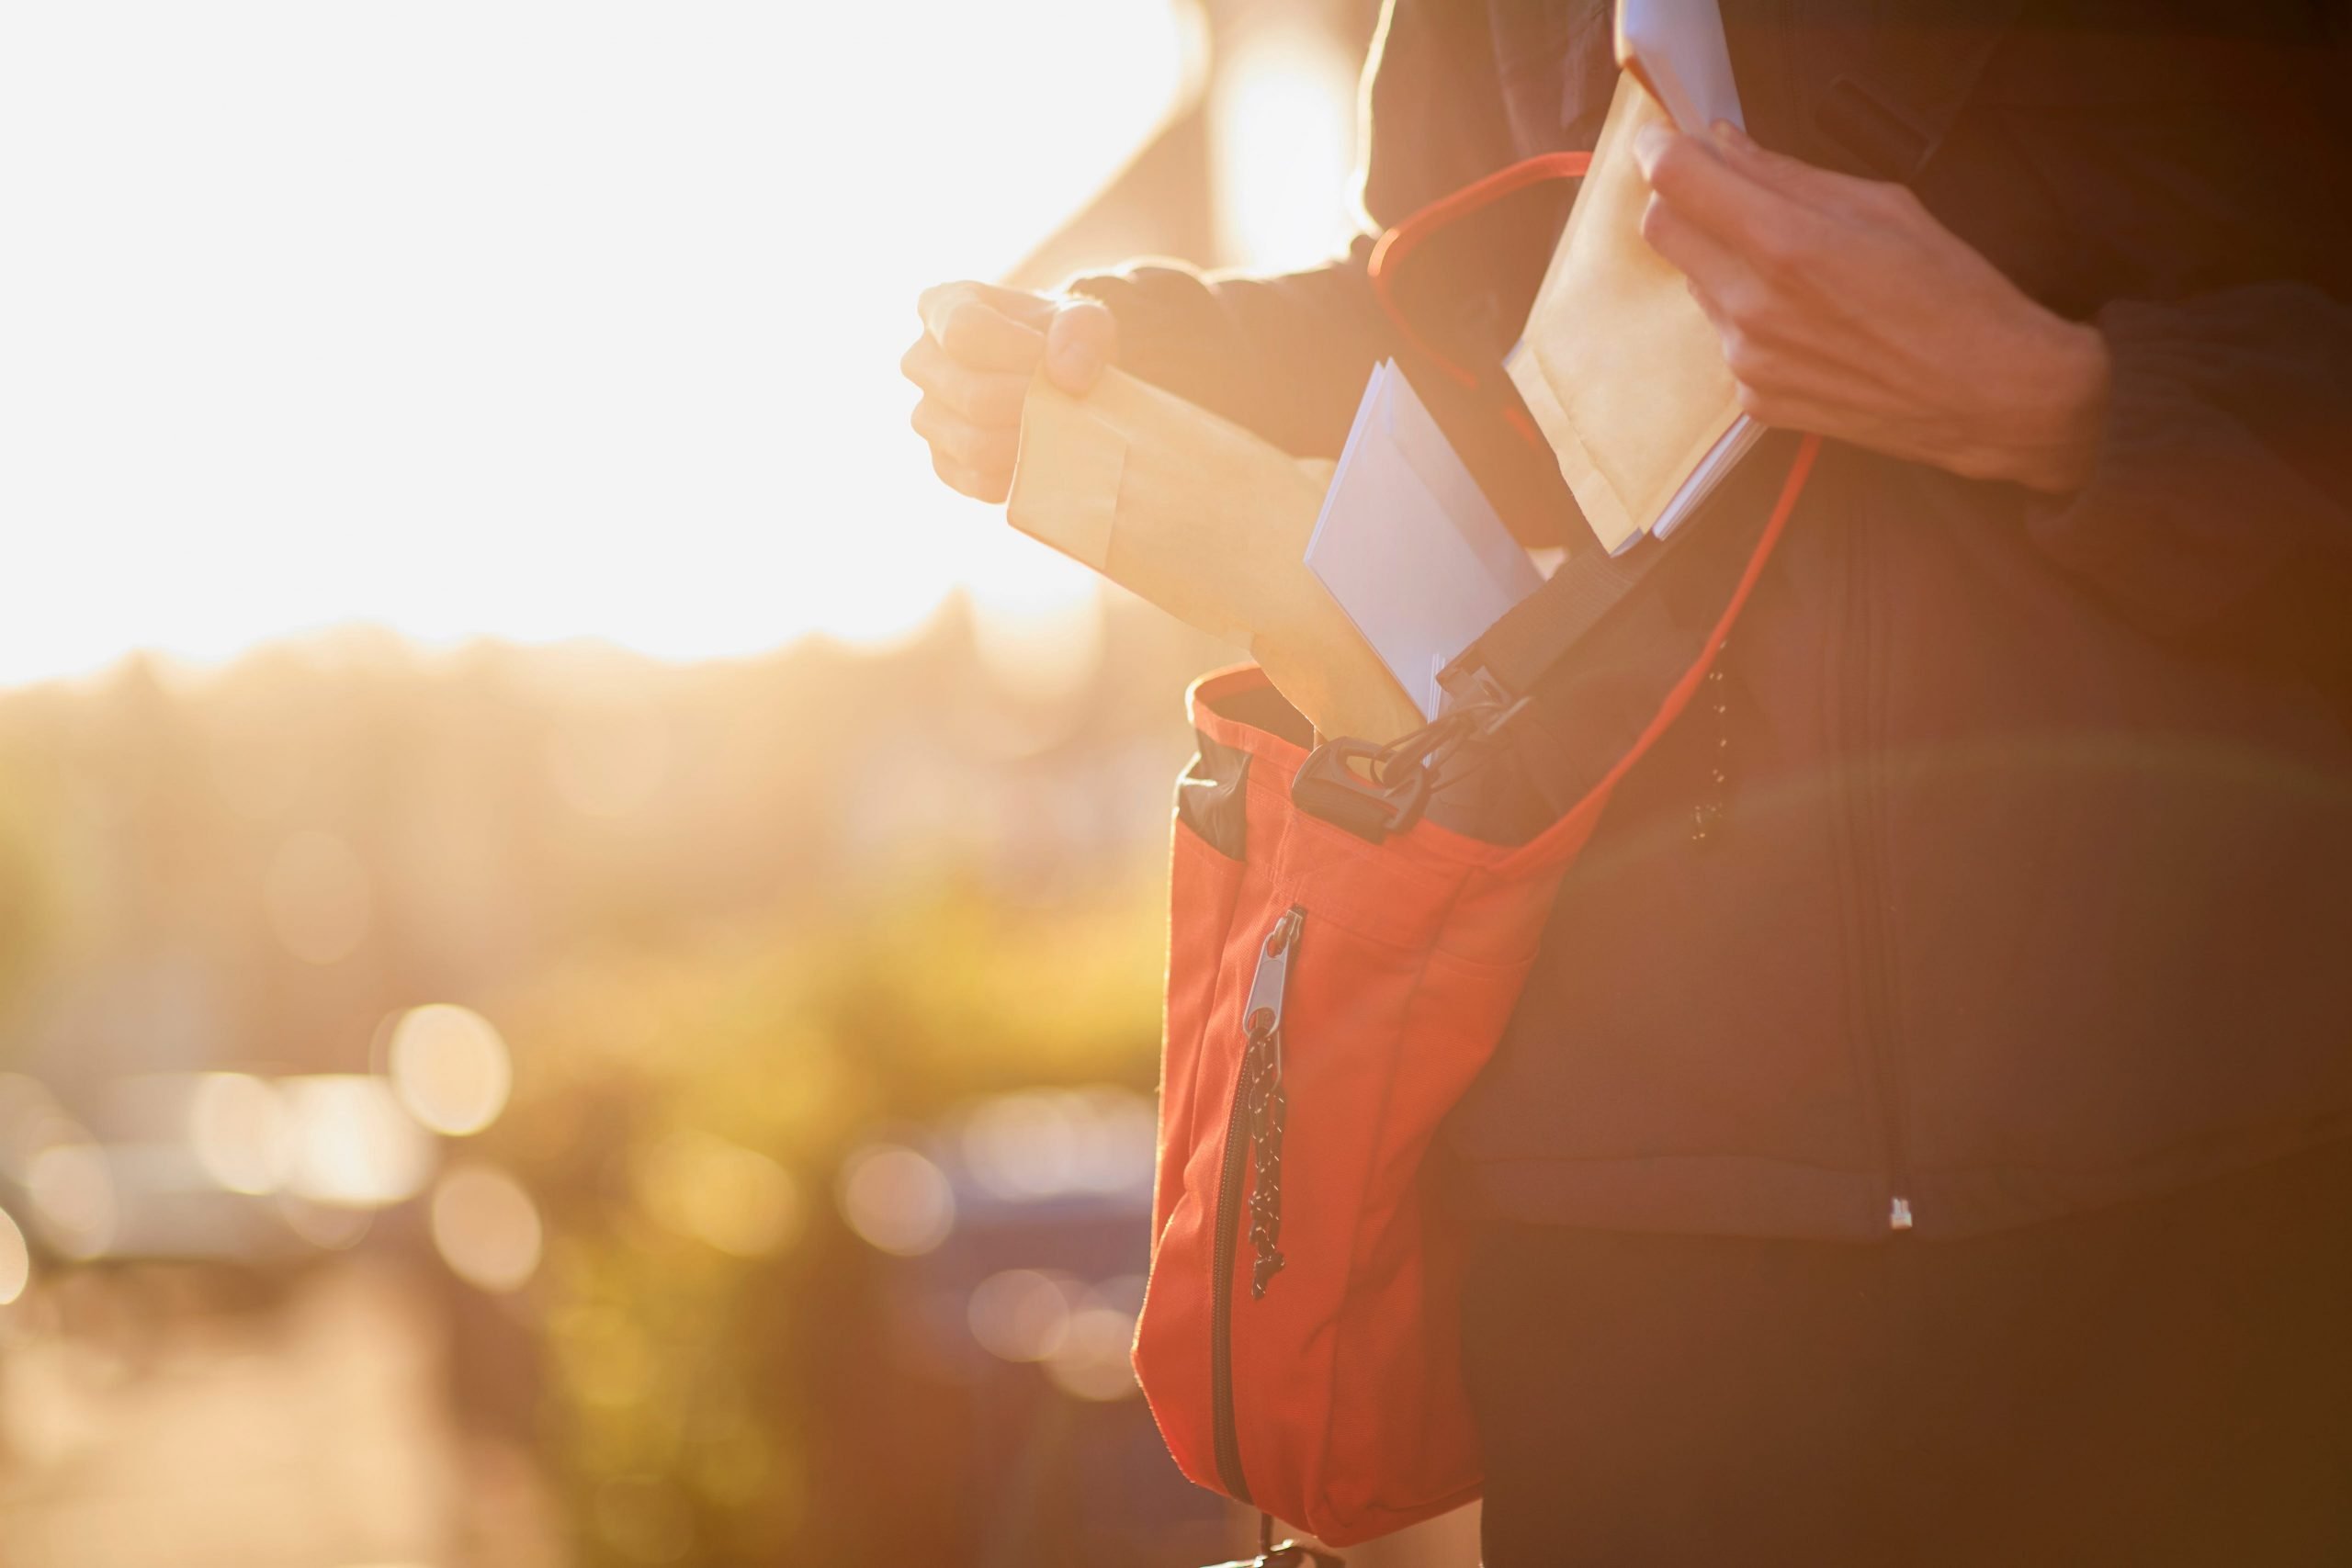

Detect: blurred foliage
[0,595,1227,1565]
[490,877,1166,1564]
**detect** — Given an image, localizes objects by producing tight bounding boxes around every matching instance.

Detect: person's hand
[902,281,1117,503]
[1634,119,2109,494]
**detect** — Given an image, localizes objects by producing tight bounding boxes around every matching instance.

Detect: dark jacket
[1075,0,2352,1240]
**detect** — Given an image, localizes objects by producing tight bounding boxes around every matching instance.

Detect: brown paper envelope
[1520,73,1741,550]
[1007,367,1425,746]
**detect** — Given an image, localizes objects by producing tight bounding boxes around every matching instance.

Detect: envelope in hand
[1006,367,1426,747]
[1508,71,1744,554]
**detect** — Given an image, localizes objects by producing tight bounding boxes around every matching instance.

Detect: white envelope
[1618,0,1744,135]
[1305,362,1544,719]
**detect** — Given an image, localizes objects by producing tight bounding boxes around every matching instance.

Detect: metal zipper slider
[1889,1196,1914,1231]
[1240,907,1304,1299]
[1244,907,1304,1070]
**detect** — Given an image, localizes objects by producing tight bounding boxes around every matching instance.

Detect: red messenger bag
[1126,150,1823,1553]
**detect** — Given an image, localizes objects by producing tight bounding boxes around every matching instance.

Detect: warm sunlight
[0,0,1207,687]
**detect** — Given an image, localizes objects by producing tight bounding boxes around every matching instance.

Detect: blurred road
[0,1258,558,1568]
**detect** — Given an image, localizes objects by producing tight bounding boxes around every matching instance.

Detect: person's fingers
[1042,298,1116,394]
[899,335,1029,425]
[930,446,1012,504]
[916,282,1047,374]
[910,395,1018,479]
[1635,121,1818,274]
[1708,120,1889,219]
[917,280,1055,336]
[1639,186,1760,308]
[939,298,1046,374]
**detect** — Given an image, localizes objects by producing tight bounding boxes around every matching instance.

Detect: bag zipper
[1210,906,1304,1504]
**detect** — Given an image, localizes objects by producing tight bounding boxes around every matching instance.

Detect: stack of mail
[1305,361,1544,721]
[1301,2,1761,723]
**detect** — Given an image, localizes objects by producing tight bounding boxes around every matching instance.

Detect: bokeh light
[0,1073,88,1188]
[282,1075,436,1208]
[835,1143,956,1257]
[634,1131,802,1259]
[187,1072,293,1194]
[1209,19,1361,272]
[0,1203,29,1305]
[1047,1275,1146,1401]
[27,1140,117,1260]
[1043,1301,1142,1402]
[967,1269,1076,1363]
[429,1161,544,1293]
[960,1087,1156,1201]
[967,1269,1145,1400]
[277,1194,374,1251]
[388,1004,513,1137]
[0,0,1210,686]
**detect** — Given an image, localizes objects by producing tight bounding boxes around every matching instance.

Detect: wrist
[1998,314,2111,495]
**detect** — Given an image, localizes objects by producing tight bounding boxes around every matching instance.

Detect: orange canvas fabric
[1132,438,1819,1546]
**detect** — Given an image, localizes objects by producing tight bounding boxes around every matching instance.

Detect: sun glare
[0,1,1206,687]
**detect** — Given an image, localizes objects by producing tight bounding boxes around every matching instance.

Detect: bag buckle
[1289,739,1432,843]
[1289,693,1528,844]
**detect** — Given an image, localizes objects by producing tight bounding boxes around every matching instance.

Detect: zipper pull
[1243,908,1304,1299]
[1244,907,1305,1059]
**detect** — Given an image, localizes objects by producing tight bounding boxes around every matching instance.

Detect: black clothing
[1461,1134,2352,1565]
[1076,1,2352,1240]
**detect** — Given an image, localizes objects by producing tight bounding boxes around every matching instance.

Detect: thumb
[1043,298,1116,395]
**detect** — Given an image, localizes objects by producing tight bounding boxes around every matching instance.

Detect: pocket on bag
[1158,818,1249,1241]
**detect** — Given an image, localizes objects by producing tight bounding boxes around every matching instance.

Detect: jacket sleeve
[1064,0,1515,458]
[2024,284,2352,637]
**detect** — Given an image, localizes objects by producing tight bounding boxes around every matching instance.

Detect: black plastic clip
[1288,695,1528,844]
[1288,738,1432,843]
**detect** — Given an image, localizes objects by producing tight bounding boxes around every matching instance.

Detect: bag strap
[1293,433,1818,844]
[1363,150,1650,721]
[1438,516,1687,712]
[1429,3,2024,713]
[1291,26,2015,840]
[1366,150,1592,387]
[1366,149,1591,462]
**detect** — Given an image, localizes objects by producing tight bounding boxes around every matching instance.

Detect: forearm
[2025,283,2352,634]
[1067,243,1393,459]
[1956,312,2112,496]
[1060,0,1518,459]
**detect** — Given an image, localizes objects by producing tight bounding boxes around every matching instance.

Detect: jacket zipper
[1840,505,1915,1232]
[1210,906,1304,1503]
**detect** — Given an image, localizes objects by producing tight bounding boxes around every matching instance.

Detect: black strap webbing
[1440,525,1685,707]
[1440,425,1796,709]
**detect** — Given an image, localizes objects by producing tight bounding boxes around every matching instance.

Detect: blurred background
[0,2,1486,1564]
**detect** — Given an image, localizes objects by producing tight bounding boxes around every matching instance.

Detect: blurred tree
[490,876,1166,1566]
